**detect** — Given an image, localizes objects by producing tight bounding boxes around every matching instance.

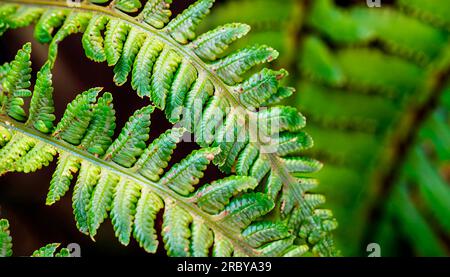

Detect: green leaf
[133,188,164,253]
[73,161,101,234]
[166,60,197,123]
[221,193,275,229]
[80,92,116,156]
[87,171,119,237]
[0,219,13,257]
[191,23,250,61]
[53,88,100,145]
[14,141,56,173]
[26,62,55,133]
[47,152,80,205]
[82,15,109,62]
[31,243,60,257]
[105,105,154,167]
[1,42,32,121]
[195,176,258,214]
[212,45,279,85]
[162,201,193,257]
[131,35,164,97]
[237,68,289,108]
[166,0,214,44]
[111,179,140,245]
[104,19,130,66]
[150,48,182,109]
[242,221,291,248]
[190,219,213,257]
[135,128,184,182]
[115,0,142,13]
[406,148,450,232]
[0,133,36,174]
[34,9,68,44]
[114,29,147,86]
[48,12,91,65]
[140,0,173,29]
[160,147,219,196]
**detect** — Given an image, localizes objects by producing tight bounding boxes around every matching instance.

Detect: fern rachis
[0,0,338,256]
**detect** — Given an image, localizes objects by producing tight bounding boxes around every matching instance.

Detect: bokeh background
[1,0,449,257]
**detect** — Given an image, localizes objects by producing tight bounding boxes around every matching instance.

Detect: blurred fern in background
[201,0,450,256]
[0,0,339,257]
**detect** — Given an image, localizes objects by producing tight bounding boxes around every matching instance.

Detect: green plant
[0,218,70,257]
[202,0,450,256]
[0,0,338,257]
[374,87,450,256]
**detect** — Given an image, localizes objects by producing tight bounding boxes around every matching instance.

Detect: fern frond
[0,0,337,256]
[0,47,318,257]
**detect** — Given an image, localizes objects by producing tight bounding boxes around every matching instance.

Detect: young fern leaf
[0,48,313,257]
[0,0,339,256]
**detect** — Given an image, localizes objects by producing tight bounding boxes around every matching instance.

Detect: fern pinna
[0,0,338,256]
[376,86,450,256]
[0,218,70,257]
[202,0,450,256]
